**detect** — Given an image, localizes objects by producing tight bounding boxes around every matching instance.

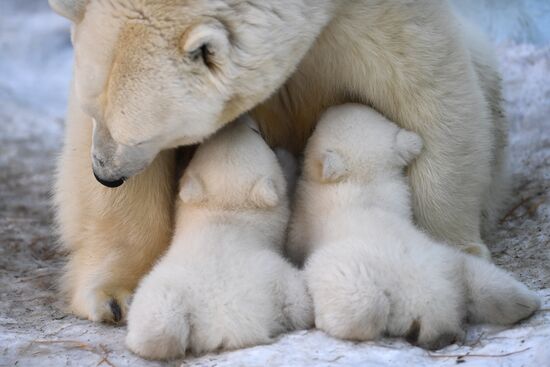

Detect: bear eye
[189,43,213,68]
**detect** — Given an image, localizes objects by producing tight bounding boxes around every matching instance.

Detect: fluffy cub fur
[288,104,539,349]
[126,117,312,359]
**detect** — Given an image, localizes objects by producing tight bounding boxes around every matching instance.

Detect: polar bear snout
[91,148,148,188]
[91,149,126,188]
[91,146,128,188]
[93,170,125,188]
[90,120,160,187]
[90,142,156,187]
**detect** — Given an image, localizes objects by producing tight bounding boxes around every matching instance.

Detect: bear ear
[49,0,88,22]
[250,176,279,208]
[395,129,423,165]
[179,174,205,204]
[181,20,230,65]
[317,150,347,183]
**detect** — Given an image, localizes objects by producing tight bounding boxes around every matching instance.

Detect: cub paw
[305,249,390,341]
[418,330,464,351]
[405,318,465,350]
[391,291,465,350]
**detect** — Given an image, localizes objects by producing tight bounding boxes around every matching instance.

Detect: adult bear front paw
[69,286,132,323]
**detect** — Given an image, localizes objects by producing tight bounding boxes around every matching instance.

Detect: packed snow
[1,1,548,366]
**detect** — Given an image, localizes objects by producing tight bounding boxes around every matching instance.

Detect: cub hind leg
[305,246,390,341]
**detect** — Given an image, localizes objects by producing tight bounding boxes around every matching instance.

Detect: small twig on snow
[428,347,530,360]
[26,339,117,367]
[96,344,116,367]
[18,271,58,282]
[500,191,546,223]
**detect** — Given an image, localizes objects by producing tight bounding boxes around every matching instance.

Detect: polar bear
[126,117,312,359]
[288,104,539,349]
[50,0,508,322]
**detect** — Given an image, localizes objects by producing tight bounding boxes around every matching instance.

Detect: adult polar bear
[51,0,508,323]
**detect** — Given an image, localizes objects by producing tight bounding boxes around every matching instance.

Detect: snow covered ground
[1,1,549,366]
[452,0,550,45]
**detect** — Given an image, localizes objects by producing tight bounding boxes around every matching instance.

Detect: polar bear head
[303,104,423,184]
[49,0,333,187]
[177,116,287,211]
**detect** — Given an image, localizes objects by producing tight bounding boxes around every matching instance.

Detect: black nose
[93,172,125,188]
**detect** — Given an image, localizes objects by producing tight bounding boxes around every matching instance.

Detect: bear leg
[54,83,177,322]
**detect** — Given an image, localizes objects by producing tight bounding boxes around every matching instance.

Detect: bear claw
[70,288,132,323]
[109,299,123,323]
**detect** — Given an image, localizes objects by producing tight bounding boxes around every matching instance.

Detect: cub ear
[49,0,88,22]
[317,150,347,183]
[179,174,205,204]
[395,129,423,164]
[250,177,279,208]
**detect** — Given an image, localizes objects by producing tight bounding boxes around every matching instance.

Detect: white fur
[288,104,539,349]
[53,0,507,321]
[49,0,87,22]
[126,118,312,360]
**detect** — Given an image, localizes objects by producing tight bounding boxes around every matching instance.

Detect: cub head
[303,104,423,184]
[49,0,332,187]
[178,116,287,210]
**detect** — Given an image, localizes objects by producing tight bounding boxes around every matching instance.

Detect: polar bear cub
[126,117,312,359]
[288,104,540,349]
